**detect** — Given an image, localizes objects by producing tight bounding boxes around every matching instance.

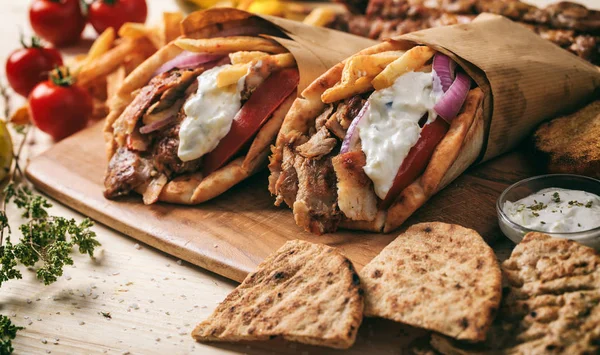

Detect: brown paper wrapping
[396,13,600,161]
[180,8,379,93]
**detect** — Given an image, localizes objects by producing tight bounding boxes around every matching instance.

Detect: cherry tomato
[88,0,148,34]
[202,68,299,175]
[5,37,63,97]
[28,69,93,141]
[29,0,86,47]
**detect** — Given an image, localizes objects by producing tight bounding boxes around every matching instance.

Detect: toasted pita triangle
[359,222,501,341]
[192,240,364,349]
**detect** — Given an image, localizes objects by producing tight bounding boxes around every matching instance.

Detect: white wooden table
[0,0,597,354]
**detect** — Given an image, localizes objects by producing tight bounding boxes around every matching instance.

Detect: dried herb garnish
[528,200,547,211]
[552,192,561,203]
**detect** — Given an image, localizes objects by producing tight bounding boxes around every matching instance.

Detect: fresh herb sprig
[0,315,23,355]
[0,81,100,353]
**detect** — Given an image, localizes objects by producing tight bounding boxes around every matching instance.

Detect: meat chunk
[315,105,334,131]
[292,155,340,234]
[296,127,338,159]
[104,147,153,199]
[325,95,366,139]
[152,123,202,176]
[273,146,299,207]
[332,151,378,221]
[112,68,201,145]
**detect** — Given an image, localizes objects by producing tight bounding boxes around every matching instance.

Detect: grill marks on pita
[431,232,600,354]
[192,240,364,349]
[359,222,502,342]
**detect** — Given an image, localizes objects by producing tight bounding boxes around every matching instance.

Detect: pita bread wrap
[268,14,600,234]
[103,8,377,205]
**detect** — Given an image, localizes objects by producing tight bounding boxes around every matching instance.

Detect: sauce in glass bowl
[503,188,600,233]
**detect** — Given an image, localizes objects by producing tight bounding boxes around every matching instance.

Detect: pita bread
[192,240,364,349]
[532,99,600,178]
[431,232,600,354]
[360,222,501,341]
[268,40,485,233]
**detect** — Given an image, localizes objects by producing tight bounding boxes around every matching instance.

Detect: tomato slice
[202,68,299,175]
[381,118,449,209]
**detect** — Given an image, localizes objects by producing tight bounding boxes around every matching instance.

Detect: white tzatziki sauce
[358,71,443,199]
[503,188,600,233]
[178,65,245,162]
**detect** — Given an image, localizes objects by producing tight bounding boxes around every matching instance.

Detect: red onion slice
[340,102,369,154]
[154,52,224,76]
[139,115,177,134]
[433,53,456,92]
[434,71,471,123]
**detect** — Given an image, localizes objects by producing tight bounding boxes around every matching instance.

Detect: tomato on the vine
[88,0,148,34]
[29,0,87,47]
[28,68,93,141]
[5,37,63,97]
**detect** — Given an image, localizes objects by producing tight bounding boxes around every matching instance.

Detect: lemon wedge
[0,120,13,181]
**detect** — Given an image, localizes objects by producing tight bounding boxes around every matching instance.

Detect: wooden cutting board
[26,121,532,283]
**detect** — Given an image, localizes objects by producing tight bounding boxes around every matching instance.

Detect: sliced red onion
[433,53,456,92]
[434,71,471,123]
[154,52,224,76]
[340,102,369,154]
[139,115,177,134]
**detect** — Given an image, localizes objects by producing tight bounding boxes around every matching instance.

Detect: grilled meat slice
[324,95,366,139]
[273,146,300,207]
[153,123,202,176]
[292,154,341,234]
[112,69,201,145]
[296,127,338,159]
[332,150,378,222]
[104,147,153,199]
[315,105,335,131]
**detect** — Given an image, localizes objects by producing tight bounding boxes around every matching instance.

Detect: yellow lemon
[0,120,13,181]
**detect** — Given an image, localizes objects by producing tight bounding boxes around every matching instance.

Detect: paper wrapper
[180,7,379,93]
[395,13,600,161]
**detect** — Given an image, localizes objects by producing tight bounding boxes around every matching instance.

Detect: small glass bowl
[497,174,600,250]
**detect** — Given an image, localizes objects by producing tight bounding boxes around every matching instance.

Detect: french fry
[106,66,126,100]
[216,65,249,88]
[119,22,162,50]
[92,97,109,120]
[175,36,286,54]
[118,22,150,39]
[303,7,338,27]
[9,105,30,126]
[123,52,149,74]
[229,51,269,65]
[216,53,295,87]
[321,51,405,103]
[322,76,372,104]
[162,12,184,45]
[87,28,116,62]
[78,37,152,88]
[371,46,435,90]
